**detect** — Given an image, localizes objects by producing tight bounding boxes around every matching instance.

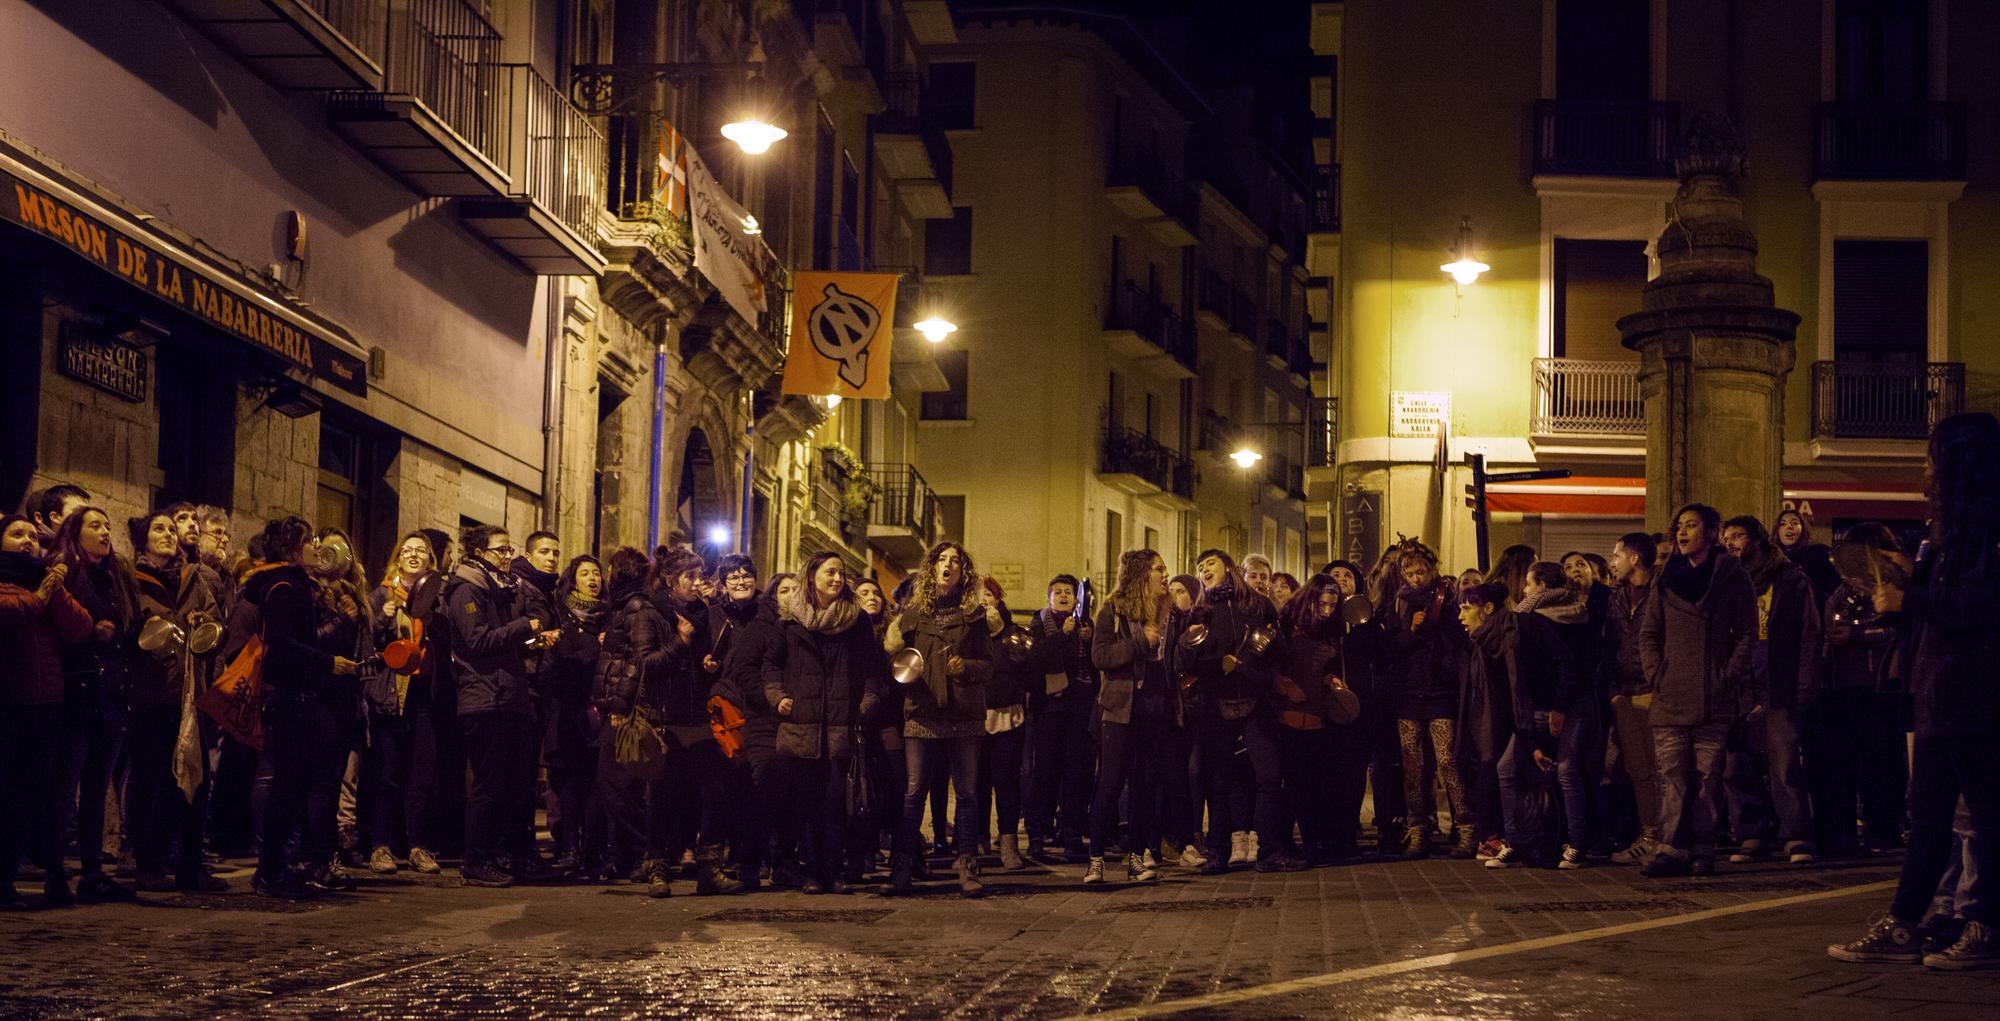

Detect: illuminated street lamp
[1440,214,1489,286]
[913,316,958,343]
[1230,448,1263,469]
[721,117,787,155]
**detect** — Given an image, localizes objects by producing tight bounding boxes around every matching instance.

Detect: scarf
[0,549,46,590]
[1663,548,1720,605]
[1741,544,1790,592]
[1522,585,1588,625]
[718,595,762,626]
[786,587,861,636]
[511,558,559,595]
[565,590,603,621]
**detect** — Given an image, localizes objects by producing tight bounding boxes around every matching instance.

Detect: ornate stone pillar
[1619,114,1801,531]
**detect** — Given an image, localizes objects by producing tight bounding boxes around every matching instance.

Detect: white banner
[687,152,770,325]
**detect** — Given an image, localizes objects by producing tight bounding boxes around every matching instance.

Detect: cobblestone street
[6,850,1994,1019]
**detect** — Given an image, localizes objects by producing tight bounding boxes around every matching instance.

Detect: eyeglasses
[487,545,516,557]
[723,571,757,583]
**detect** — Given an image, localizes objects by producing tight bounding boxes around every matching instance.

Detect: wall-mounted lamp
[1440,214,1489,287]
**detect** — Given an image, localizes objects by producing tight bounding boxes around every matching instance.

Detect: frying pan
[890,646,927,685]
[1339,594,1373,627]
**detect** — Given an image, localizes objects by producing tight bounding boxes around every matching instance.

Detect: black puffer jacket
[1184,586,1277,708]
[1028,608,1096,713]
[244,563,332,696]
[764,613,884,759]
[709,595,781,717]
[440,559,535,718]
[627,590,706,726]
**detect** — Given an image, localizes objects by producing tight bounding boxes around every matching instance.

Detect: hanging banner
[687,149,770,325]
[781,271,900,399]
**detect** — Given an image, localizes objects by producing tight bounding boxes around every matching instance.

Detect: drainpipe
[540,283,565,534]
[738,395,755,557]
[646,342,666,551]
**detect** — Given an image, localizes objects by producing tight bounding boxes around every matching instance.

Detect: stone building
[1309,0,2000,569]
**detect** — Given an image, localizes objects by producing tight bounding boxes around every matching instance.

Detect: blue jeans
[898,735,980,857]
[1653,717,1731,859]
[1497,702,1595,849]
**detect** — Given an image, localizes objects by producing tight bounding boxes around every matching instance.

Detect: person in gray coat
[1638,503,1758,878]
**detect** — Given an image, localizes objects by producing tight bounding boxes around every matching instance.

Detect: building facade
[2,0,955,581]
[1310,0,2000,571]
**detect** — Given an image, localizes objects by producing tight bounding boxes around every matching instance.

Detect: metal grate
[697,908,895,925]
[1496,897,1701,914]
[1099,896,1276,915]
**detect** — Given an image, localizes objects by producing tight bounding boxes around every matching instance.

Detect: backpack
[197,633,266,750]
[1513,761,1563,868]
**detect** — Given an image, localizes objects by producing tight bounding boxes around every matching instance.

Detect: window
[1834,239,1927,363]
[924,207,973,275]
[1836,0,1926,104]
[1107,371,1125,431]
[1555,0,1648,102]
[921,349,969,420]
[1106,510,1124,567]
[929,62,976,130]
[1553,238,1647,360]
[937,494,965,543]
[812,109,837,270]
[1144,526,1160,553]
[1285,529,1302,578]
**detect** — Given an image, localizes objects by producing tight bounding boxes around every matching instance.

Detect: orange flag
[781,271,899,399]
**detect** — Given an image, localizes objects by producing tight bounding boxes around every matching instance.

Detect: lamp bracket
[570,62,764,116]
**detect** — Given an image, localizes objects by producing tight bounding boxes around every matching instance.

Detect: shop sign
[987,562,1025,599]
[1390,391,1451,438]
[1,164,366,395]
[57,322,147,403]
[1342,490,1383,568]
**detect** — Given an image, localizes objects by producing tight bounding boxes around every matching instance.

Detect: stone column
[1619,114,1801,531]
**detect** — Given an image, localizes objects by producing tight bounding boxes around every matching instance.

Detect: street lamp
[1230,448,1263,469]
[913,316,958,343]
[720,117,788,155]
[1440,214,1489,286]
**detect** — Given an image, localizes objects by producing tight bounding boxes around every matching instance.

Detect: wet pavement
[4,851,1994,1019]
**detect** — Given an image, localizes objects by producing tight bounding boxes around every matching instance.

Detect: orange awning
[1483,476,1926,522]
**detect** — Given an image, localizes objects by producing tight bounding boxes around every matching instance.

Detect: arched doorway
[676,426,724,552]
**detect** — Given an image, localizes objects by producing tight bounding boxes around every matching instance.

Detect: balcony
[1106,143,1199,246]
[1264,453,1305,503]
[1102,282,1195,378]
[1533,100,1679,178]
[1306,397,1337,467]
[163,0,388,89]
[1811,360,1964,440]
[1531,358,1645,438]
[455,65,608,275]
[863,462,941,566]
[326,0,506,197]
[597,115,702,329]
[801,446,866,562]
[1100,424,1196,508]
[1197,409,1244,464]
[873,73,954,218]
[1814,102,1967,181]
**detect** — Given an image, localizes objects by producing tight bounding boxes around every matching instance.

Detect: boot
[998,834,1025,871]
[1403,825,1429,859]
[644,858,672,898]
[1229,831,1250,864]
[889,852,915,897]
[1026,834,1047,862]
[695,845,744,896]
[1451,826,1478,860]
[954,854,984,898]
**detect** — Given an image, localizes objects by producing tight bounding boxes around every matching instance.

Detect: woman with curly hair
[891,541,994,897]
[1083,549,1170,884]
[1185,548,1297,873]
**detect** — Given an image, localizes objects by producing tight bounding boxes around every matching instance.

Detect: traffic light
[1465,452,1486,525]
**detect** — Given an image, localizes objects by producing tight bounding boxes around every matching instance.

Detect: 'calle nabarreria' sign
[57,322,147,403]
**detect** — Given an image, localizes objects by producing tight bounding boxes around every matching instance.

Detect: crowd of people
[0,413,1992,971]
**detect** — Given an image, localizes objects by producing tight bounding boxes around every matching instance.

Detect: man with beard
[1720,515,1821,865]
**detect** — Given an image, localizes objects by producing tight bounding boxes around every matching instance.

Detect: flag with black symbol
[781,271,900,399]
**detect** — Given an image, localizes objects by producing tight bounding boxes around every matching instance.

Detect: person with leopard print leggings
[1390,543,1471,858]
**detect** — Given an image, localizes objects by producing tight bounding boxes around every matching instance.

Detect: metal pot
[406,572,444,620]
[889,646,927,686]
[1000,628,1038,658]
[1324,676,1361,725]
[379,639,425,674]
[138,617,186,655]
[1339,594,1373,627]
[313,535,355,579]
[1239,625,1279,660]
[1178,623,1211,649]
[187,620,227,657]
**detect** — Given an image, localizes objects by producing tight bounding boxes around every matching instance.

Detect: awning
[0,141,367,395]
[1484,475,1926,523]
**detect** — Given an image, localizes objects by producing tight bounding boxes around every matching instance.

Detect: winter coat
[1027,608,1096,713]
[1741,552,1823,711]
[764,613,884,759]
[1523,587,1594,709]
[1090,603,1162,726]
[1183,588,1278,712]
[440,560,535,717]
[1603,579,1654,696]
[510,559,559,694]
[1823,583,1894,692]
[0,552,95,705]
[625,591,706,726]
[589,582,649,718]
[243,563,333,697]
[1393,579,1463,720]
[365,580,426,715]
[1273,623,1342,731]
[1511,606,1583,731]
[1639,549,1757,728]
[1457,610,1514,764]
[900,603,994,738]
[1895,541,2000,738]
[986,610,1032,713]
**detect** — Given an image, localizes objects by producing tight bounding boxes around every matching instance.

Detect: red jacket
[0,577,96,705]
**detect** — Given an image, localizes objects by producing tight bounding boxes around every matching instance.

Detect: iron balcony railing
[1104,282,1196,368]
[878,71,926,133]
[1307,397,1337,467]
[1199,409,1243,456]
[1811,360,1964,440]
[1107,142,1196,225]
[1815,101,1967,180]
[386,0,504,166]
[302,0,390,65]
[864,462,940,546]
[1310,163,1340,232]
[1264,454,1305,500]
[499,64,606,245]
[1101,424,1196,500]
[1533,100,1679,177]
[1531,357,1645,436]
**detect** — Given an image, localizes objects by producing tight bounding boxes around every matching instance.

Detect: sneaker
[1639,852,1692,879]
[1727,839,1767,865]
[1784,841,1817,865]
[251,869,316,900]
[460,863,515,888]
[1127,853,1159,882]
[1690,856,1715,877]
[1228,832,1250,865]
[1475,837,1505,862]
[1483,844,1525,869]
[74,873,136,902]
[1828,915,1925,964]
[409,847,442,874]
[1198,857,1229,876]
[1558,845,1587,870]
[369,846,399,875]
[1922,916,1968,957]
[1141,849,1159,872]
[1083,857,1106,884]
[1611,838,1656,865]
[1178,844,1208,868]
[1402,826,1429,859]
[800,877,825,895]
[1245,832,1260,861]
[1924,921,1999,971]
[645,861,672,899]
[309,863,358,892]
